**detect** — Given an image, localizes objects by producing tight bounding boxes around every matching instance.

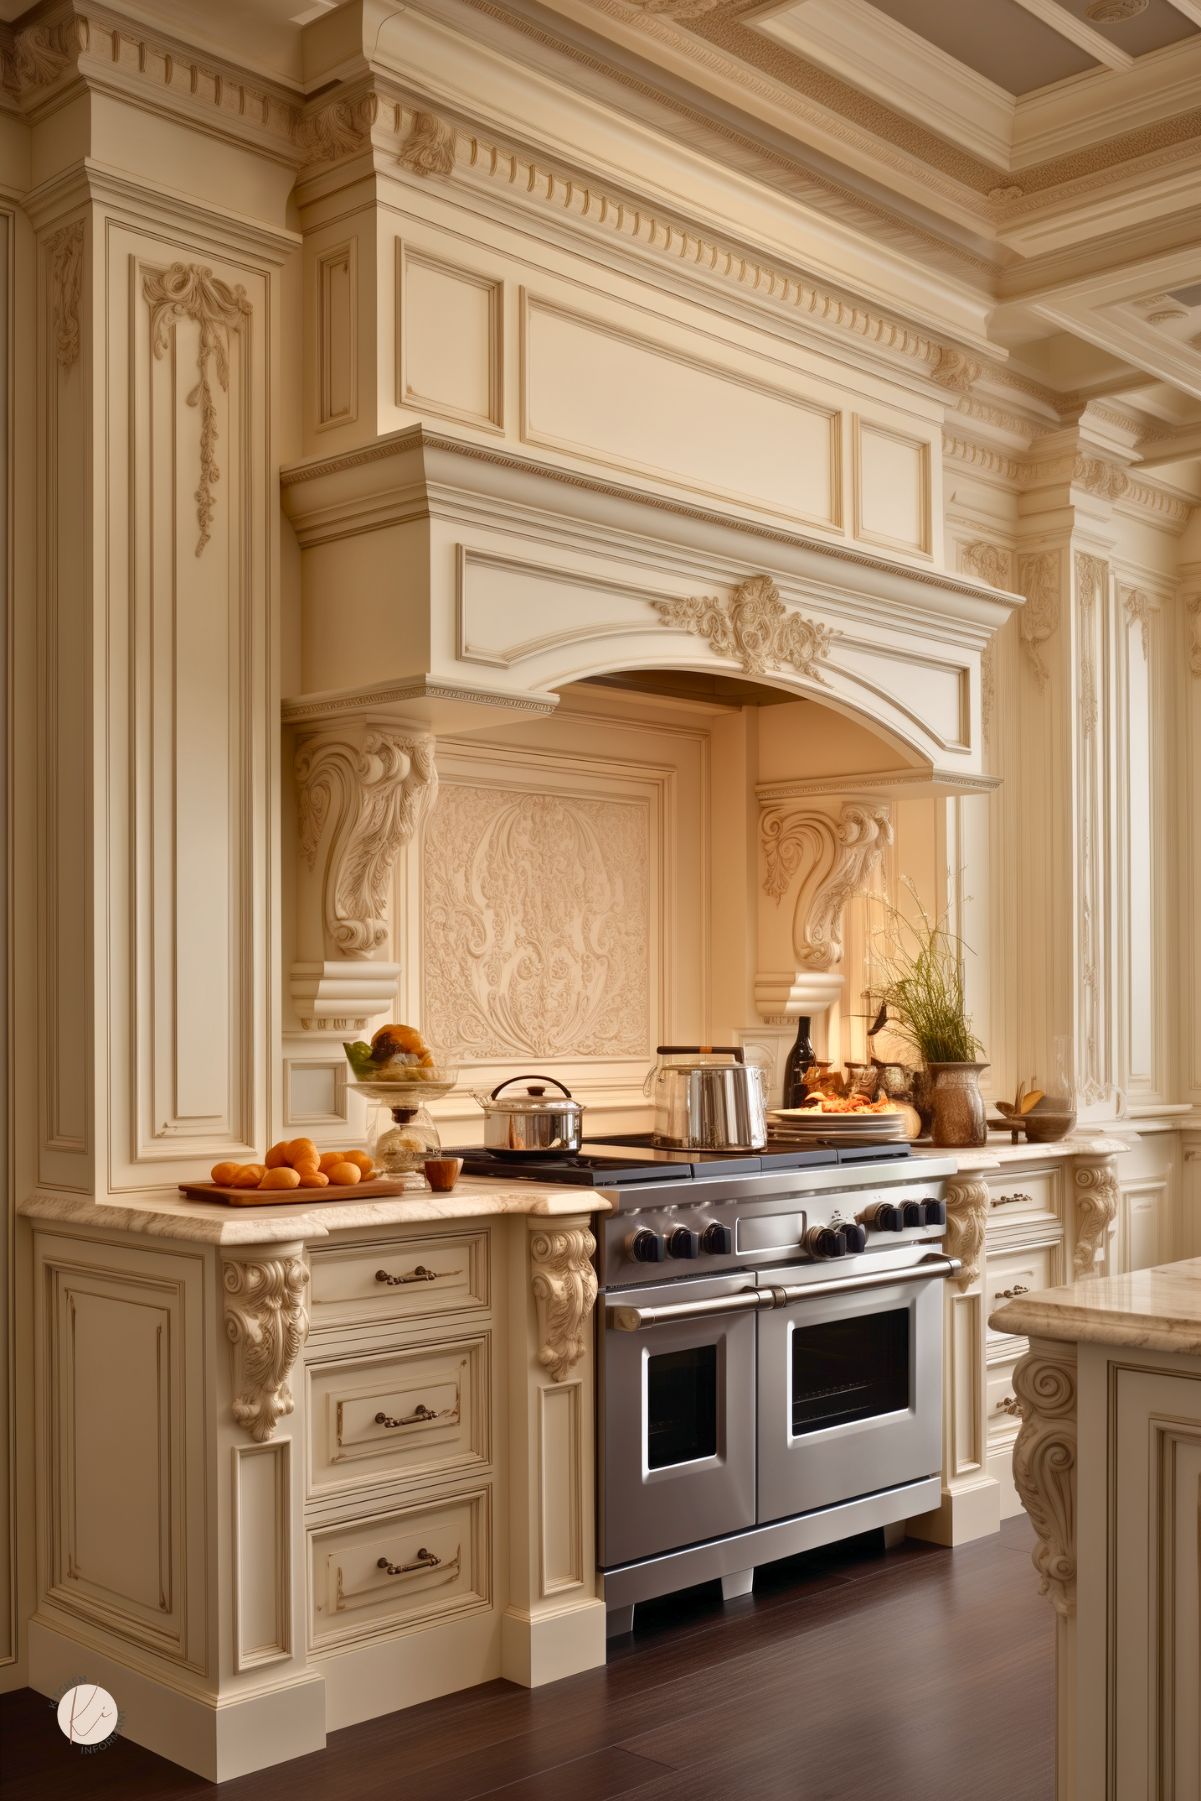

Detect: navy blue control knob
[838,1222,867,1254]
[921,1199,946,1227]
[805,1224,846,1259]
[630,1229,666,1264]
[668,1227,701,1260]
[701,1222,734,1255]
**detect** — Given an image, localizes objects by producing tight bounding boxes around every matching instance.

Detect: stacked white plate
[768,1107,907,1146]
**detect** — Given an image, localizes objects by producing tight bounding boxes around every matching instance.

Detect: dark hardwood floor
[0,1517,1052,1801]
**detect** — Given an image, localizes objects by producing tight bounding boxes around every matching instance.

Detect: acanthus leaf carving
[47,220,84,370]
[296,726,438,959]
[223,1255,310,1443]
[1016,550,1060,688]
[1189,596,1201,678]
[397,110,456,176]
[1075,552,1106,741]
[529,1225,598,1383]
[944,1177,989,1290]
[293,92,375,166]
[760,800,892,971]
[1072,1157,1120,1277]
[930,348,982,394]
[143,262,252,556]
[654,574,835,681]
[0,19,77,94]
[1072,455,1129,503]
[1010,1345,1077,1617]
[1119,585,1153,658]
[960,539,1013,593]
[980,641,996,750]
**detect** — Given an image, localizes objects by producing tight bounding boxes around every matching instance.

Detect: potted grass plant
[871,887,987,1147]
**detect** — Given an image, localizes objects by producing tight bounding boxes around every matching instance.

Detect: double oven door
[601,1257,944,1572]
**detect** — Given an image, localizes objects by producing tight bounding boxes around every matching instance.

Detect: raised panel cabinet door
[35,1234,207,1670]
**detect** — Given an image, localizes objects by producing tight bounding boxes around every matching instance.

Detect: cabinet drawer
[986,1242,1057,1343]
[986,1172,1056,1225]
[309,1486,491,1650]
[307,1335,490,1499]
[309,1232,489,1332]
[987,1363,1022,1449]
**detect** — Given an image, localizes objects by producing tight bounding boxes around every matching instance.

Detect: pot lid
[483,1075,581,1113]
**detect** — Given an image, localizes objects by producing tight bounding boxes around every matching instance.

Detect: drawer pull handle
[996,1284,1030,1300]
[377,1546,445,1578]
[992,1192,1033,1208]
[996,1395,1021,1417]
[375,1264,462,1287]
[374,1401,456,1430]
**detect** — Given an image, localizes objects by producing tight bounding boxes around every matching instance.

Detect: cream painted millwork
[1,0,1199,1771]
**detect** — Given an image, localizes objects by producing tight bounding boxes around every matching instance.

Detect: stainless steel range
[454,1136,958,1636]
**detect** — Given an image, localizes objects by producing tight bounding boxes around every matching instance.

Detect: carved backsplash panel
[422,783,651,1062]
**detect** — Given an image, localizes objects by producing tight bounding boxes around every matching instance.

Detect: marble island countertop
[19,1177,613,1245]
[990,1255,1201,1356]
[908,1131,1132,1177]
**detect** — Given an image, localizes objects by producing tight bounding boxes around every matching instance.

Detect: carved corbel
[223,1252,310,1442]
[944,1176,989,1290]
[292,721,437,1031]
[1010,1342,1077,1616]
[1071,1154,1120,1277]
[529,1224,597,1383]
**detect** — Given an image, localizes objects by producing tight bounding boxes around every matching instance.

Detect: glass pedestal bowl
[349,1067,458,1191]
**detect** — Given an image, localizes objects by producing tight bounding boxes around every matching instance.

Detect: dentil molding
[653,574,835,681]
[760,800,893,971]
[943,1177,989,1290]
[1010,1343,1078,1617]
[529,1224,598,1383]
[143,263,252,556]
[296,723,438,960]
[223,1253,310,1443]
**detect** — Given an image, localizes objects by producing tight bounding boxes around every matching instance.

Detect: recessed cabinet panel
[400,246,502,430]
[853,418,933,556]
[309,1487,491,1650]
[307,1335,490,1497]
[986,1243,1056,1343]
[308,1232,490,1331]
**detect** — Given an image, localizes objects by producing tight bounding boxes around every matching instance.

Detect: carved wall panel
[422,781,651,1062]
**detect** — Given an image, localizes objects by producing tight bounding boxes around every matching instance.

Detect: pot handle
[654,1045,745,1062]
[488,1074,574,1102]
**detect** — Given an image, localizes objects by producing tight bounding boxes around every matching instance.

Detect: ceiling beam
[1136,421,1201,467]
[1010,0,1135,72]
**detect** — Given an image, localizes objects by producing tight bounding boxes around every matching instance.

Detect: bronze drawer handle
[377,1546,444,1577]
[374,1401,456,1430]
[996,1395,1021,1417]
[996,1283,1030,1300]
[992,1192,1033,1208]
[374,1264,461,1286]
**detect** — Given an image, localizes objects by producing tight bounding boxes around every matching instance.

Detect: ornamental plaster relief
[529,1224,598,1383]
[1072,1158,1120,1276]
[422,783,650,1063]
[1016,551,1060,688]
[1010,1344,1077,1617]
[1187,596,1201,676]
[760,800,893,973]
[46,221,84,369]
[223,1253,310,1443]
[653,574,835,681]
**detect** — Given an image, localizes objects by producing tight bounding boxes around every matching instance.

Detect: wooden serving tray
[179,1178,410,1208]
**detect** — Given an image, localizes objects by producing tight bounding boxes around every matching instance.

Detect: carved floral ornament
[1189,596,1201,678]
[530,1225,598,1383]
[47,220,84,370]
[224,1255,310,1442]
[943,1177,988,1290]
[1010,1346,1077,1617]
[1072,1158,1120,1277]
[761,801,893,972]
[653,575,835,683]
[143,263,252,556]
[1016,550,1060,689]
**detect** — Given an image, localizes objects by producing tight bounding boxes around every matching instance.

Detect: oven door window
[646,1343,718,1469]
[789,1308,908,1437]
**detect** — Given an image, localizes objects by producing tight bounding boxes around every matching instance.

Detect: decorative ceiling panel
[1054,0,1197,55]
[866,0,1099,92]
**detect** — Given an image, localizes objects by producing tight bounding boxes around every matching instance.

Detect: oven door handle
[606,1254,961,1331]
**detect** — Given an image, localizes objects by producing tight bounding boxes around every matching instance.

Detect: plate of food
[769,1095,908,1143]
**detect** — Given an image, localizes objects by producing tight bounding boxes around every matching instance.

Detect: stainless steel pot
[475,1075,584,1157]
[644,1045,768,1151]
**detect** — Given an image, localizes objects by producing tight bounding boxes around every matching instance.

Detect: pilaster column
[290,719,437,1032]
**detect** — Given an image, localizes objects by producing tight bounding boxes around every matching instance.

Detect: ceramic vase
[927,1061,989,1148]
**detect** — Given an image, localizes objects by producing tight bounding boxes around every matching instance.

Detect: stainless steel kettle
[644,1045,768,1151]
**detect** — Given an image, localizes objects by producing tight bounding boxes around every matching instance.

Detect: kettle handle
[488,1073,574,1101]
[654,1045,745,1063]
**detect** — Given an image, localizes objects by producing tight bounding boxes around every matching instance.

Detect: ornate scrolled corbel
[529,1224,597,1383]
[944,1176,989,1290]
[1010,1343,1077,1616]
[1072,1154,1120,1277]
[760,800,893,969]
[223,1253,310,1442]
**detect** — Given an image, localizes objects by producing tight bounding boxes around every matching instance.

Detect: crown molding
[22,157,299,256]
[943,428,1194,532]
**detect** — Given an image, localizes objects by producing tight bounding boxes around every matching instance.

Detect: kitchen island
[991,1256,1201,1801]
[17,1181,610,1780]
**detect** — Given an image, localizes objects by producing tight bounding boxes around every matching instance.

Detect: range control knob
[629,1229,666,1264]
[804,1224,847,1259]
[921,1199,946,1227]
[862,1201,902,1232]
[668,1227,701,1260]
[839,1222,868,1255]
[701,1222,734,1256]
[901,1199,924,1228]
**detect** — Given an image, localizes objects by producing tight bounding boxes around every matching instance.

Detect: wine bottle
[782,1015,815,1108]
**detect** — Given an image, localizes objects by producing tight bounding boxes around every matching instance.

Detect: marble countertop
[991,1256,1201,1355]
[19,1178,612,1246]
[908,1132,1131,1177]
